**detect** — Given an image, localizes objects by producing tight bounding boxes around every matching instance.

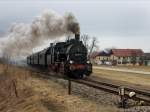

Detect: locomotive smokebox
[75,33,80,41]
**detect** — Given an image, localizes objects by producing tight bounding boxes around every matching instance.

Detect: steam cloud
[0,10,80,60]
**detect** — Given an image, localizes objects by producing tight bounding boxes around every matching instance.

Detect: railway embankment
[0,64,150,112]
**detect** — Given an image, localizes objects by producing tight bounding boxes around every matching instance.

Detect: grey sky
[0,0,150,51]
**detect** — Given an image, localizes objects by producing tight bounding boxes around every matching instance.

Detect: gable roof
[111,49,144,57]
[97,51,111,56]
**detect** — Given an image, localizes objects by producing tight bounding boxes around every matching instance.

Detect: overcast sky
[0,0,150,52]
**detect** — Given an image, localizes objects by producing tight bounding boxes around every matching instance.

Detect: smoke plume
[0,10,80,60]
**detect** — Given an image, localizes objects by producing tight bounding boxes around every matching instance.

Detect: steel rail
[25,66,150,104]
[85,77,150,98]
[81,77,150,104]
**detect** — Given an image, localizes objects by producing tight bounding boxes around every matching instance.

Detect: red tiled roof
[112,49,144,57]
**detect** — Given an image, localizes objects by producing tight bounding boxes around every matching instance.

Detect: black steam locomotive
[27,34,92,78]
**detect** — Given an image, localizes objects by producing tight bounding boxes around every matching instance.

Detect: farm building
[92,49,144,65]
[142,53,150,66]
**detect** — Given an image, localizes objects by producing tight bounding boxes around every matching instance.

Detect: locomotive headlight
[69,60,73,64]
[87,61,90,64]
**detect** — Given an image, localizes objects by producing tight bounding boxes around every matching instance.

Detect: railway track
[78,77,150,104]
[26,66,150,105]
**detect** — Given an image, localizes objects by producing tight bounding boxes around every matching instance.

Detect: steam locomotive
[27,34,92,78]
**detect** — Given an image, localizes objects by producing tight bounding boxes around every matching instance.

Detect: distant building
[92,49,144,65]
[111,49,143,65]
[142,53,150,66]
[89,51,99,64]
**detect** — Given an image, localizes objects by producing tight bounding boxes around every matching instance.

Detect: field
[96,65,150,72]
[0,64,120,112]
[93,66,150,87]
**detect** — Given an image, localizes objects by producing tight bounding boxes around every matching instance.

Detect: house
[93,49,144,65]
[142,53,150,66]
[110,49,144,65]
[94,50,111,64]
[89,51,99,64]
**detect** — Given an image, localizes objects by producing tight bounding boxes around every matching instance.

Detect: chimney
[75,33,80,41]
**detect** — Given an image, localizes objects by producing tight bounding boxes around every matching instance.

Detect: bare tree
[81,34,99,56]
[0,53,11,64]
[89,37,99,55]
[80,34,90,49]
